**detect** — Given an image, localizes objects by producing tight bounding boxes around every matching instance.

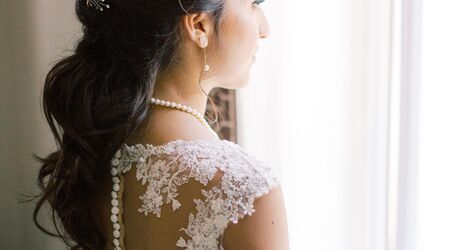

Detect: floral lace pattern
[114,139,280,249]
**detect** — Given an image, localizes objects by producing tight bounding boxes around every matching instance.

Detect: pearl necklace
[109,97,219,250]
[149,97,219,139]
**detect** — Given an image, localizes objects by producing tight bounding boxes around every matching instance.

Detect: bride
[33,0,289,249]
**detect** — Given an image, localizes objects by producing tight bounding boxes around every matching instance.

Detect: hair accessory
[86,0,110,12]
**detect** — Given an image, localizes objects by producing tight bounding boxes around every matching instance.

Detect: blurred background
[1,0,449,249]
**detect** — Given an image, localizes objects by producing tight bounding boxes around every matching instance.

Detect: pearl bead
[111,214,118,223]
[113,229,120,238]
[116,247,122,250]
[111,168,118,176]
[113,222,120,230]
[113,183,120,192]
[113,238,120,246]
[111,191,117,199]
[114,150,121,158]
[111,206,119,215]
[204,64,210,71]
[113,177,120,184]
[111,199,119,207]
[111,158,119,166]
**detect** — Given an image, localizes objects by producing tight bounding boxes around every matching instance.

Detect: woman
[33,0,289,249]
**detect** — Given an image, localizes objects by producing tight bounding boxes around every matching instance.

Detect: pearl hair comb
[86,0,189,14]
[86,0,110,12]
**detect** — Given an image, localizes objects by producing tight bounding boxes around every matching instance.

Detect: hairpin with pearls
[86,0,110,12]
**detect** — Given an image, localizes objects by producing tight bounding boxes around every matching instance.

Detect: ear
[181,13,214,48]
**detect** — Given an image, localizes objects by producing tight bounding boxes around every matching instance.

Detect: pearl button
[111,206,119,215]
[110,214,118,223]
[113,229,120,238]
[111,158,119,166]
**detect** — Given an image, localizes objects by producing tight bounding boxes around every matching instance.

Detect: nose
[258,10,270,39]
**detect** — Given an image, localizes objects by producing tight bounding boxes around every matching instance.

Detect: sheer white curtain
[238,0,450,250]
[416,1,450,250]
[237,0,393,249]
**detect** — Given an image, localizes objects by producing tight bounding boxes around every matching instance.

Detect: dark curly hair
[23,0,225,249]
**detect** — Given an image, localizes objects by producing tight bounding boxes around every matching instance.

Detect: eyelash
[252,0,264,7]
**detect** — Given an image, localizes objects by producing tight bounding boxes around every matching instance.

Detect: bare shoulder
[126,108,219,146]
[222,185,290,250]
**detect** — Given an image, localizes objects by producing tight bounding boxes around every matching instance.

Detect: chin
[215,68,252,90]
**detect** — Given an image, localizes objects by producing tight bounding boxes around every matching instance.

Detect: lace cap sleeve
[114,139,280,250]
[217,141,280,222]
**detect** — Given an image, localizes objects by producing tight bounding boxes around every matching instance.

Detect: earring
[199,36,208,48]
[199,36,210,72]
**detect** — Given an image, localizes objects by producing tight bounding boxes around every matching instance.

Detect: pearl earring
[199,36,208,48]
[199,36,210,72]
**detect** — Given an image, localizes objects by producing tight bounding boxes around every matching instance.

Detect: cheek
[219,14,258,76]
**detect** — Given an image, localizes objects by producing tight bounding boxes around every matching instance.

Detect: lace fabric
[113,139,280,249]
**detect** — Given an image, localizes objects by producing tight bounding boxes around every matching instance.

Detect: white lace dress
[110,138,280,250]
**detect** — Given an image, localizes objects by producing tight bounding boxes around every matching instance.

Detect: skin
[126,0,270,145]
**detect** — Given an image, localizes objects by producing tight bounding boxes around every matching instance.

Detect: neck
[152,65,214,116]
